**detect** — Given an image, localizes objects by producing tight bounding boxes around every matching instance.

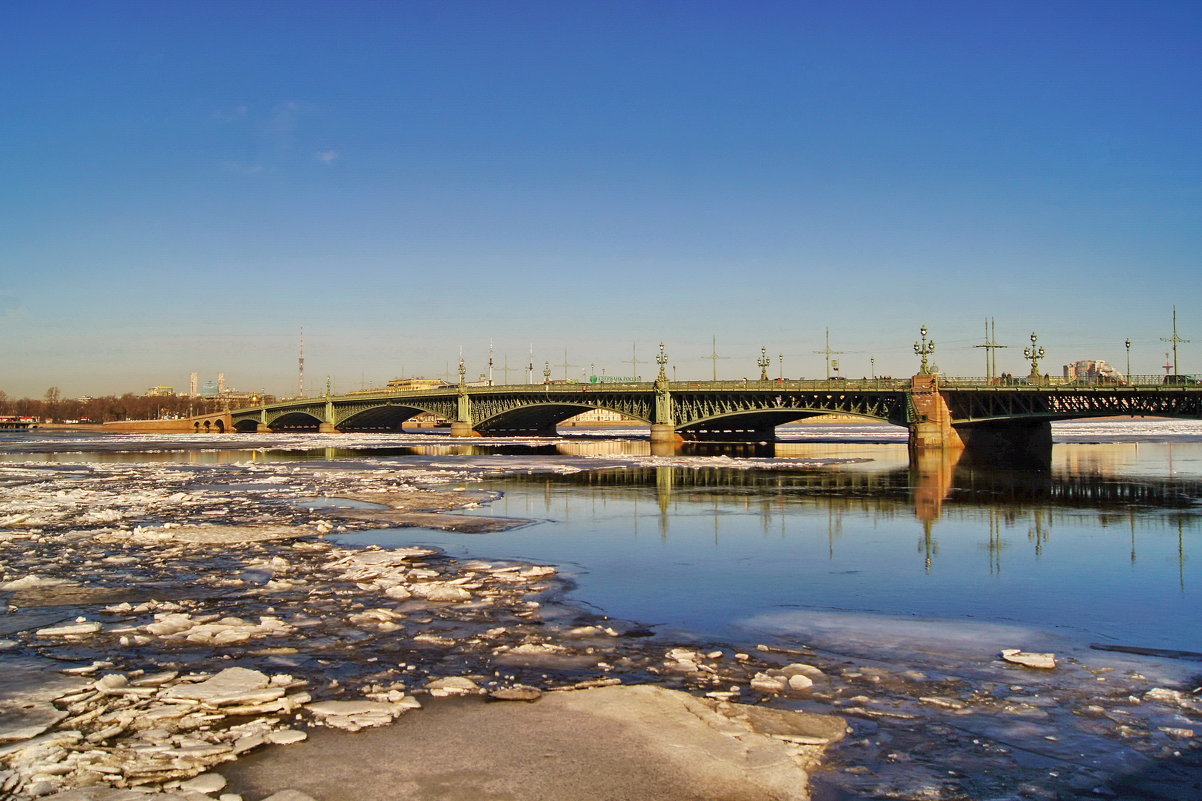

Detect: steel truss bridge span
[221,377,1202,459]
[230,381,914,438]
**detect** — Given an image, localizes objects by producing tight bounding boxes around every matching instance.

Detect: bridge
[205,360,1202,460]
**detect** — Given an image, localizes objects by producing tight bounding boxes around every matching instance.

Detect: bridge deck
[225,378,1202,457]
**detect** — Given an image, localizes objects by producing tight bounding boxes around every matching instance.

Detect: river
[1,419,1199,799]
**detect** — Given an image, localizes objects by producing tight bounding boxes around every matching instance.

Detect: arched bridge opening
[268,412,324,432]
[476,403,649,437]
[337,405,432,432]
[676,409,898,441]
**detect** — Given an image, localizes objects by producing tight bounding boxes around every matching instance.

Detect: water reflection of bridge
[487,445,1202,517]
[490,450,1198,577]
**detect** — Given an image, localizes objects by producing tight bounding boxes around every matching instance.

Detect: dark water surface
[344,437,1202,658]
[4,423,1200,657]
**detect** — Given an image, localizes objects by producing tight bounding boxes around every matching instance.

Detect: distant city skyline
[2,1,1199,397]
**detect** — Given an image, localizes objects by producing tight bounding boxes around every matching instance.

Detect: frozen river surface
[1,420,1200,800]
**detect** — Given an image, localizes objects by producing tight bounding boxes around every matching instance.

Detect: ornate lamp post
[655,342,669,386]
[913,326,935,376]
[457,356,466,389]
[870,357,875,380]
[1124,338,1132,385]
[778,353,784,382]
[1024,332,1045,383]
[543,362,551,385]
[757,346,770,381]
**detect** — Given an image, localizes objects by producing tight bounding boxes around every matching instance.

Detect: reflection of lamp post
[757,346,770,381]
[1124,338,1132,384]
[1024,332,1045,383]
[913,326,935,375]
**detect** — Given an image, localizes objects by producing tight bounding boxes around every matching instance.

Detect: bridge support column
[907,376,965,452]
[450,421,481,437]
[650,423,682,443]
[449,390,480,437]
[318,422,337,433]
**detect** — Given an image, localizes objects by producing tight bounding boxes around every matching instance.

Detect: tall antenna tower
[703,335,730,381]
[973,318,1008,380]
[813,328,845,379]
[624,342,640,380]
[1160,306,1190,376]
[298,327,305,398]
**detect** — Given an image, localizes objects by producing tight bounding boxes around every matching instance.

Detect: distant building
[200,381,219,397]
[561,408,641,425]
[1063,360,1124,383]
[146,386,175,397]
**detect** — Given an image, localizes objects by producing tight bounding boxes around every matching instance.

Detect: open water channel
[2,419,1200,799]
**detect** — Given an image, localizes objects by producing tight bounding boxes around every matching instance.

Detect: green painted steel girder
[229,380,1202,435]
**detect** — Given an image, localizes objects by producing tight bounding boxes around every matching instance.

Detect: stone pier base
[450,421,481,438]
[907,375,964,452]
[649,423,683,444]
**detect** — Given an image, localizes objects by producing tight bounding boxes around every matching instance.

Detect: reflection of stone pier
[909,447,962,524]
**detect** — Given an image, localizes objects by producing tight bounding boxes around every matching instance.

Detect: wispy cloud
[0,292,24,321]
[262,101,312,153]
[212,105,249,123]
[212,101,333,172]
[219,161,267,175]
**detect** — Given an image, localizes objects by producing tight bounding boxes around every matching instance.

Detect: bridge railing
[459,379,916,392]
[236,374,1202,416]
[661,378,912,391]
[937,375,1201,389]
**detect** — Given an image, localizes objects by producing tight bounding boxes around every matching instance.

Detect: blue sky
[2,0,1199,397]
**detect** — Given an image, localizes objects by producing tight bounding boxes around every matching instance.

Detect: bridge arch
[336,404,436,432]
[676,407,897,441]
[476,402,650,436]
[267,411,324,431]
